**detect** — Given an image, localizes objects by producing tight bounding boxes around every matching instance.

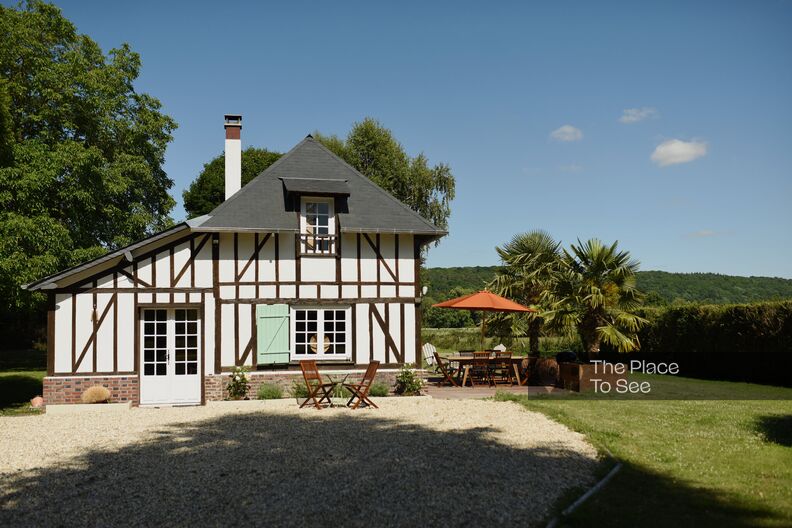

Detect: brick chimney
[224,114,242,199]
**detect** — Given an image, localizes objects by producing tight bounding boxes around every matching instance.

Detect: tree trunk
[579,321,601,362]
[528,319,541,357]
[587,336,602,362]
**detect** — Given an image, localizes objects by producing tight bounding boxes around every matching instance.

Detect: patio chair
[298,360,338,409]
[466,351,494,387]
[491,351,514,385]
[422,343,438,367]
[433,351,460,387]
[344,361,380,409]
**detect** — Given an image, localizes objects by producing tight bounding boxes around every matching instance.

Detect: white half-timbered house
[25,115,445,405]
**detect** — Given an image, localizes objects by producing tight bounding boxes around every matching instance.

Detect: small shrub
[331,384,352,399]
[290,379,309,399]
[81,385,111,404]
[369,382,389,397]
[257,383,283,400]
[226,367,250,400]
[394,365,424,396]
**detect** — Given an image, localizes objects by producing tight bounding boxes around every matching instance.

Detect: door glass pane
[174,309,199,376]
[142,309,167,376]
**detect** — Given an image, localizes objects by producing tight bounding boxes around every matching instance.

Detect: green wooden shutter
[256,304,290,365]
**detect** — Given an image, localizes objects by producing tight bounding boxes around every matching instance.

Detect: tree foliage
[0,1,177,340]
[600,301,792,387]
[488,230,561,355]
[426,267,792,308]
[422,286,475,328]
[183,147,282,218]
[547,239,646,358]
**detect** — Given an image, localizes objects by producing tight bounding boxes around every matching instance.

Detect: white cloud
[651,139,708,167]
[558,163,583,173]
[619,107,658,124]
[687,229,719,238]
[550,125,583,142]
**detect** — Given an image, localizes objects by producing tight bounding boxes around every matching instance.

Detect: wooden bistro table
[441,354,526,387]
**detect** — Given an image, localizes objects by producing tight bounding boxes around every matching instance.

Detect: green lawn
[498,376,792,527]
[0,349,46,416]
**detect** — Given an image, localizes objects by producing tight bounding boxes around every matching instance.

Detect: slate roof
[280,177,350,196]
[194,136,446,236]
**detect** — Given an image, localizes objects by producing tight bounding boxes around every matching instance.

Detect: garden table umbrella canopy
[432,291,535,351]
[432,290,535,313]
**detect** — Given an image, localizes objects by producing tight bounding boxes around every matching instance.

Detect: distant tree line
[424,266,792,319]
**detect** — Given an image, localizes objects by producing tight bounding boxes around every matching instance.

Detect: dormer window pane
[301,198,335,254]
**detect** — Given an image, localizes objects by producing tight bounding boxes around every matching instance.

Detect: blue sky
[27,1,792,277]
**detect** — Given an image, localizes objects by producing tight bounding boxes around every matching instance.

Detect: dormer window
[300,197,335,254]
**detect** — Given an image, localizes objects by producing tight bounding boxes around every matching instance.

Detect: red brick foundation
[43,370,405,404]
[204,370,400,401]
[43,376,139,405]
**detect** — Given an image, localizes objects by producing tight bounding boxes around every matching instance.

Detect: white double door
[140,308,201,405]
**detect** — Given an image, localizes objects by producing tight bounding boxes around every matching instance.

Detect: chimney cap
[224,114,242,127]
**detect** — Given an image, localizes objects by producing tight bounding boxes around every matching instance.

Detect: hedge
[600,301,792,386]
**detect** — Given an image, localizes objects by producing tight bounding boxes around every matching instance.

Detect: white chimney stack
[224,114,242,199]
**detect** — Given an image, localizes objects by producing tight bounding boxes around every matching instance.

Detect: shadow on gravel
[0,410,598,526]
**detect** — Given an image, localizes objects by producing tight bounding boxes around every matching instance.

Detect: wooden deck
[423,384,567,400]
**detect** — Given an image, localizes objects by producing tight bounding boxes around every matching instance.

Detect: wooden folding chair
[433,351,460,387]
[343,361,380,409]
[491,351,514,385]
[299,360,337,409]
[469,351,494,387]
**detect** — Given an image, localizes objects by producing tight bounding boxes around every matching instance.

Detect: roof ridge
[308,137,444,233]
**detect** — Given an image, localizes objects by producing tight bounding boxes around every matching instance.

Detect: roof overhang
[23,223,191,291]
[280,177,350,197]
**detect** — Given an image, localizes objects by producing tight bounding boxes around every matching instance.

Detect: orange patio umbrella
[432,291,535,351]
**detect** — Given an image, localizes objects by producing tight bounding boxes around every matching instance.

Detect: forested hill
[424,267,792,305]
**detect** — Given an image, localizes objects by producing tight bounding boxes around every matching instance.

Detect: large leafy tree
[0,1,177,342]
[183,148,282,218]
[488,230,561,356]
[548,239,646,360]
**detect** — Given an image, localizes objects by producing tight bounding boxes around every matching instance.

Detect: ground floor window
[292,307,350,360]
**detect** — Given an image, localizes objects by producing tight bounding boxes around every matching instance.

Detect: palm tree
[548,238,646,361]
[488,230,561,356]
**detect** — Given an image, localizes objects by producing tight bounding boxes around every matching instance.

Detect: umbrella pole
[480,311,486,351]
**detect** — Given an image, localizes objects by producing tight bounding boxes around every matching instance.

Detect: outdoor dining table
[441,354,527,386]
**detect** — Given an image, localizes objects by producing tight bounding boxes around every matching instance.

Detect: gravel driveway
[0,397,598,527]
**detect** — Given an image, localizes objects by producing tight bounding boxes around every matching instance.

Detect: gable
[193,137,446,237]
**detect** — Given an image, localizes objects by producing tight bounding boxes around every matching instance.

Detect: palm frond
[597,323,640,352]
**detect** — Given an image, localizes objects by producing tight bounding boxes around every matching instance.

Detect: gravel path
[0,398,598,527]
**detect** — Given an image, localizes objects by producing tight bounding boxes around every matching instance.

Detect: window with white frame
[300,197,335,254]
[292,307,349,359]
